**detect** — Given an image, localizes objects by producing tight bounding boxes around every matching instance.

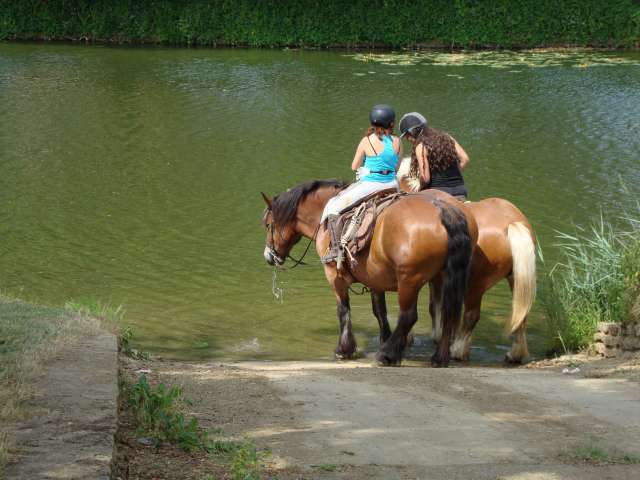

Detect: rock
[604,348,622,358]
[595,343,608,356]
[624,323,636,336]
[603,335,622,348]
[622,336,640,351]
[597,322,621,336]
[593,332,605,342]
[635,323,640,337]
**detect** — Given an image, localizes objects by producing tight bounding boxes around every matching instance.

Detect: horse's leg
[450,288,484,362]
[429,274,443,343]
[505,274,530,363]
[375,284,419,366]
[328,275,357,359]
[371,291,391,346]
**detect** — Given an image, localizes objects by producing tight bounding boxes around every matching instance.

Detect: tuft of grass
[230,442,270,480]
[64,297,124,330]
[571,442,640,464]
[541,209,640,354]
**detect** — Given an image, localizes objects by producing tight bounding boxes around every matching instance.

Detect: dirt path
[127,358,640,479]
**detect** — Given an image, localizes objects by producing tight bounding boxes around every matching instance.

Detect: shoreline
[2,38,639,52]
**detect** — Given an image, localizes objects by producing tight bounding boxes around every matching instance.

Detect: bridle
[264,211,320,270]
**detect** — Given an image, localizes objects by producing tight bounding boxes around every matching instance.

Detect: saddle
[321,189,406,271]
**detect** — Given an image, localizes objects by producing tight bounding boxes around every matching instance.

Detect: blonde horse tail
[507,222,536,335]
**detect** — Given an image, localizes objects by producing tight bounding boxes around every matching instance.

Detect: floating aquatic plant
[345,50,640,69]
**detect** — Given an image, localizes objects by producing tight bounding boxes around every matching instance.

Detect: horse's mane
[272,179,346,226]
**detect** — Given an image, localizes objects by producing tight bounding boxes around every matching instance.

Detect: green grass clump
[128,374,207,452]
[541,209,640,353]
[571,442,640,464]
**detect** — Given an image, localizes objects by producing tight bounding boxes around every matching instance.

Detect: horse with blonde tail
[262,179,478,367]
[397,159,536,363]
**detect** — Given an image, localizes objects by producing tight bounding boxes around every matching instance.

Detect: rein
[268,221,320,271]
[285,224,320,269]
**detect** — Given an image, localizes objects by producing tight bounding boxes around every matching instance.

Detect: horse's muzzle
[264,246,284,266]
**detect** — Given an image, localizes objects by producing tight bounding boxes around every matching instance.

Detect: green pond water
[1,44,639,361]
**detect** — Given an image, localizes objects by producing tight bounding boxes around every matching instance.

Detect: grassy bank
[541,207,640,354]
[0,295,116,477]
[1,0,638,49]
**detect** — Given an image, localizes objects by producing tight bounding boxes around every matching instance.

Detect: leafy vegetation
[127,375,270,477]
[0,0,638,48]
[541,208,640,353]
[128,374,208,452]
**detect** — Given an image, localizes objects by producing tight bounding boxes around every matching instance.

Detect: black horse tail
[434,200,472,339]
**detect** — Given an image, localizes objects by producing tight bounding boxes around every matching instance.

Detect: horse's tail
[436,201,473,337]
[507,222,537,335]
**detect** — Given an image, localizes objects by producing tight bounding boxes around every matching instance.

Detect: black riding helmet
[399,112,427,138]
[369,104,396,128]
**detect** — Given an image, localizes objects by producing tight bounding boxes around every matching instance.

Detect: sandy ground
[117,354,640,480]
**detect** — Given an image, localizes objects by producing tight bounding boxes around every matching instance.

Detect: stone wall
[594,322,640,358]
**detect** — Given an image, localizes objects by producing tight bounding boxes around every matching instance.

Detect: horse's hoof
[375,350,400,367]
[430,354,449,368]
[335,351,355,361]
[504,353,523,365]
[452,355,470,363]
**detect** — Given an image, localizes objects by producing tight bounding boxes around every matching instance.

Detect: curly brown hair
[409,127,459,179]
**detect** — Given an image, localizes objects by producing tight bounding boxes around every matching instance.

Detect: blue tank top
[362,135,399,183]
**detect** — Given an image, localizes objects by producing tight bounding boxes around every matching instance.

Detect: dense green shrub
[0,0,638,48]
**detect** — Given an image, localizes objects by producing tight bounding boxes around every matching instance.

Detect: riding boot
[326,214,345,271]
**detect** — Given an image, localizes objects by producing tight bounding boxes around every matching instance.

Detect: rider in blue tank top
[321,104,402,222]
[362,135,399,183]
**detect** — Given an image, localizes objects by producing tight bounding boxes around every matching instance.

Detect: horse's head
[261,192,302,266]
[396,156,421,193]
[260,180,346,266]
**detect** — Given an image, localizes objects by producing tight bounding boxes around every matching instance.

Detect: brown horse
[397,159,537,363]
[261,180,478,367]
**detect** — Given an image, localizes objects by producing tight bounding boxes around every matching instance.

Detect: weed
[573,444,610,463]
[128,375,206,452]
[230,442,270,480]
[119,326,150,360]
[571,442,640,464]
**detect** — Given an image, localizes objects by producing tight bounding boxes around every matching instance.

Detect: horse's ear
[261,192,272,208]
